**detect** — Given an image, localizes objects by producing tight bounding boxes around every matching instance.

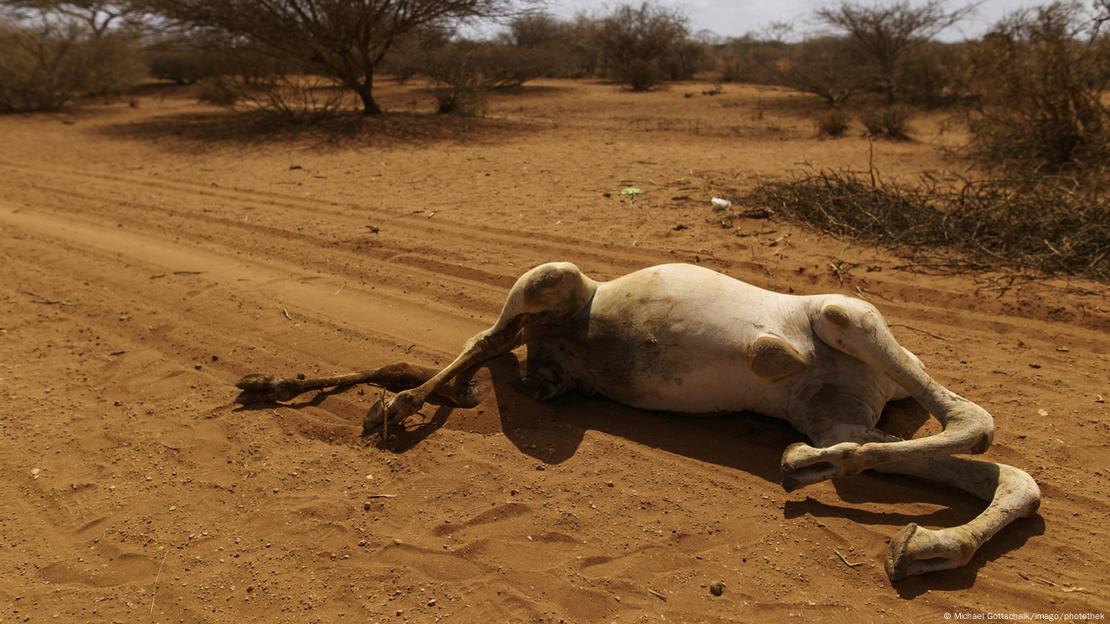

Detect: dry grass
[746,169,1109,281]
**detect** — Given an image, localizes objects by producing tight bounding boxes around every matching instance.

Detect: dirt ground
[0,79,1107,623]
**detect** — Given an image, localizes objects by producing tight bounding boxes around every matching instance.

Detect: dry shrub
[419,47,490,115]
[148,49,224,85]
[715,37,790,84]
[860,106,913,140]
[781,36,873,105]
[594,2,690,91]
[746,170,1110,281]
[417,41,552,115]
[0,21,143,112]
[966,1,1109,173]
[897,41,968,108]
[198,73,346,123]
[815,109,850,137]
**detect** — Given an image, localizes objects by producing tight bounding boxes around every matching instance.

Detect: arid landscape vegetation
[0,0,1108,622]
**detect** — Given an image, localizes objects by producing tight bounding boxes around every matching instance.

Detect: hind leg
[782,296,996,484]
[798,423,1040,582]
[371,262,598,428]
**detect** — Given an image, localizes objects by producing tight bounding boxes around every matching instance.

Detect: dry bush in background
[145,0,530,116]
[965,1,1110,174]
[147,48,224,85]
[780,36,873,105]
[746,169,1110,281]
[594,2,690,91]
[500,11,600,78]
[815,109,851,137]
[418,44,494,115]
[0,2,144,112]
[860,106,914,140]
[715,37,788,84]
[197,74,347,123]
[379,24,454,85]
[816,0,974,105]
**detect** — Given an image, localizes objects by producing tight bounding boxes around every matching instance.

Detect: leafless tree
[594,2,690,91]
[781,36,873,105]
[0,0,143,111]
[816,0,973,104]
[2,0,141,36]
[142,0,531,115]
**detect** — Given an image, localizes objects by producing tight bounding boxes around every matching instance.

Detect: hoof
[234,374,299,403]
[884,523,974,582]
[235,373,277,391]
[885,523,919,582]
[362,399,386,437]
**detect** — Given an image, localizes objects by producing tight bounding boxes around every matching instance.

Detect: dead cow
[237,262,1041,582]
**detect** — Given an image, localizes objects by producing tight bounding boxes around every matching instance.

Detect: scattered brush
[860,106,913,141]
[745,170,1109,281]
[815,109,850,138]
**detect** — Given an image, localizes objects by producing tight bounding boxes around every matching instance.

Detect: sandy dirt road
[0,81,1107,623]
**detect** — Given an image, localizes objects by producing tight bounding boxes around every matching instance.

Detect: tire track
[0,160,680,274]
[0,205,484,360]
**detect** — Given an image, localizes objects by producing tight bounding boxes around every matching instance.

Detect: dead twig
[282,307,293,321]
[647,588,668,601]
[856,286,894,302]
[889,323,948,342]
[367,494,397,499]
[20,290,72,306]
[835,549,864,568]
[377,390,389,441]
[149,549,170,616]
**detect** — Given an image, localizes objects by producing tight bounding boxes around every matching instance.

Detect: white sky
[540,0,1050,41]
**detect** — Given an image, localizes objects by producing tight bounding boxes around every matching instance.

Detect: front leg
[369,262,598,432]
[234,362,482,407]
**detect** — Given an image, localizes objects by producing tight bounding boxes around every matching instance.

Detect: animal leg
[234,362,480,406]
[880,456,1040,581]
[782,297,995,484]
[801,425,1041,582]
[370,262,597,428]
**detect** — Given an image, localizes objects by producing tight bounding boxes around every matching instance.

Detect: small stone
[1029,363,1041,369]
[363,501,372,511]
[427,599,436,607]
[194,364,202,370]
[606,481,615,488]
[509,489,519,496]
[393,538,402,545]
[709,581,724,596]
[113,400,122,407]
[535,464,546,471]
[168,505,176,511]
[246,585,254,593]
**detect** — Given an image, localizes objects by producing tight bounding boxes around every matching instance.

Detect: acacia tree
[143,0,528,115]
[816,0,973,104]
